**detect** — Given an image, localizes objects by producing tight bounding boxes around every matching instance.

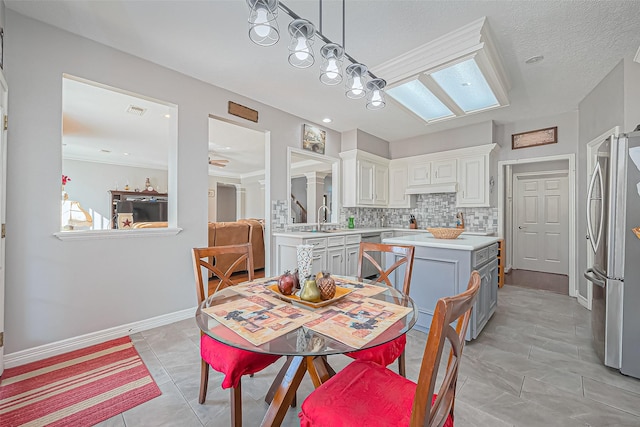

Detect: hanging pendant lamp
[288,19,316,68]
[366,78,387,110]
[345,63,368,99]
[247,0,280,47]
[320,43,344,85]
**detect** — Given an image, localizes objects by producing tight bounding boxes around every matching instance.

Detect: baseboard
[577,294,589,310]
[4,307,196,369]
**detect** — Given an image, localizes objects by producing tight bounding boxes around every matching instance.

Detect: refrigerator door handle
[584,268,606,288]
[586,162,604,254]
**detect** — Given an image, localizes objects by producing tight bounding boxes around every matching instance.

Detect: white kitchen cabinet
[327,246,345,276]
[388,163,414,208]
[457,155,488,207]
[341,150,390,208]
[408,160,431,186]
[345,244,360,277]
[431,159,457,184]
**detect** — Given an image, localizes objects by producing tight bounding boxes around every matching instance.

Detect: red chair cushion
[299,360,453,427]
[200,334,280,389]
[345,334,406,366]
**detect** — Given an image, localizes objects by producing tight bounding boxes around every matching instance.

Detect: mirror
[61,74,177,231]
[287,147,340,225]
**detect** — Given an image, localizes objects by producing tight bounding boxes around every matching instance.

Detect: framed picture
[512,126,557,150]
[302,124,326,154]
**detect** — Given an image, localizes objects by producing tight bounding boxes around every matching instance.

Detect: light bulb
[294,36,310,61]
[253,7,270,37]
[351,76,364,96]
[326,58,339,80]
[371,90,382,106]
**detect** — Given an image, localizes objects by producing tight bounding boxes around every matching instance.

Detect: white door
[514,174,569,274]
[0,73,7,375]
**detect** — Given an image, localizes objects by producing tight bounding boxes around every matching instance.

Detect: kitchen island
[382,233,501,340]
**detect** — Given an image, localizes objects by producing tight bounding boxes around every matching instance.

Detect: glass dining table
[195,275,417,427]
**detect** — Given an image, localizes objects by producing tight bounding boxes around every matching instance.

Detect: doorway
[498,154,576,297]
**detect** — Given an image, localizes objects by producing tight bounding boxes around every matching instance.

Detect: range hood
[405,183,458,195]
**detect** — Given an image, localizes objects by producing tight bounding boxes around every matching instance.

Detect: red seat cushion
[200,334,280,389]
[345,334,406,366]
[299,360,453,427]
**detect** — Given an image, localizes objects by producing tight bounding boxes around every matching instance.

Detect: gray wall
[341,129,390,159]
[577,60,625,300]
[4,10,340,354]
[243,180,264,220]
[390,121,493,158]
[216,184,237,222]
[624,55,640,132]
[511,160,569,174]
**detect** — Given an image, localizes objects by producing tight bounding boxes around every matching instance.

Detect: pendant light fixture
[366,78,386,110]
[345,63,367,99]
[247,0,279,47]
[246,0,386,109]
[288,19,316,68]
[320,43,344,85]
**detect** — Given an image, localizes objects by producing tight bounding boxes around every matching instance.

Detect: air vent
[126,105,147,116]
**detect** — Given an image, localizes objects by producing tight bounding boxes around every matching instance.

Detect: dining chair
[192,244,280,427]
[299,271,481,427]
[346,242,415,377]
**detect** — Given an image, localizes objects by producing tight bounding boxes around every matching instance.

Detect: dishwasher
[360,233,381,278]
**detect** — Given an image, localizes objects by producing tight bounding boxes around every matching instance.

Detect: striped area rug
[0,337,161,426]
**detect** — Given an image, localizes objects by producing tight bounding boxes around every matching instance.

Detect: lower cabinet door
[311,249,327,277]
[327,247,345,276]
[475,263,490,332]
[345,244,360,277]
[488,259,499,313]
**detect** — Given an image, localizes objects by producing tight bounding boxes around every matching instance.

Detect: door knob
[518,226,525,229]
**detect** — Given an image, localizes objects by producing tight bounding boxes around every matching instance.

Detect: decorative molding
[4,307,195,368]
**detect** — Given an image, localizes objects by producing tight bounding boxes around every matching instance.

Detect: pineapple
[317,272,336,300]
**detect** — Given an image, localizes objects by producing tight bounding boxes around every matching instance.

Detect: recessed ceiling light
[123,152,129,156]
[164,114,171,118]
[100,149,111,153]
[224,146,231,150]
[322,118,332,123]
[525,55,544,64]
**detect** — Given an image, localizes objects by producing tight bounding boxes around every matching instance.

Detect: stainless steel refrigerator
[585,130,640,378]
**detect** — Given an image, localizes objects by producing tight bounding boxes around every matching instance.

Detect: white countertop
[272,228,495,239]
[382,233,501,251]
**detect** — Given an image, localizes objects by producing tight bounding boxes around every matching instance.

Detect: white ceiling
[14,1,640,150]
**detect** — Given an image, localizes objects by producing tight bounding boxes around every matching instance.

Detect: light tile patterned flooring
[96,284,640,426]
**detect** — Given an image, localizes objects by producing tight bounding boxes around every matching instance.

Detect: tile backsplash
[273,193,498,233]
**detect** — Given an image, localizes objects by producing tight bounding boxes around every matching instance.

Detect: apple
[278,271,295,295]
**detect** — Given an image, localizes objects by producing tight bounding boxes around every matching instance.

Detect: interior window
[61,75,177,231]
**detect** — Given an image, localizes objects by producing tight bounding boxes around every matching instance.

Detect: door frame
[582,126,620,310]
[512,170,569,273]
[498,154,576,297]
[0,70,7,375]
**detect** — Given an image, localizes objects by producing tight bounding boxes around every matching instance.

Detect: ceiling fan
[208,155,229,167]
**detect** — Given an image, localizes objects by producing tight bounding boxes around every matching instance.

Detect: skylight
[431,59,499,112]
[372,17,510,125]
[387,80,453,121]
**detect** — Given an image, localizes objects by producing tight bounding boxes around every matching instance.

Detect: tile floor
[96,284,640,427]
[505,269,570,295]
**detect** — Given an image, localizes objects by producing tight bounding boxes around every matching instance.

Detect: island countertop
[272,228,495,239]
[382,233,501,251]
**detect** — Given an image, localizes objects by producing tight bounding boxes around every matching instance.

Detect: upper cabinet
[388,162,413,208]
[341,150,390,208]
[432,159,457,184]
[457,156,487,207]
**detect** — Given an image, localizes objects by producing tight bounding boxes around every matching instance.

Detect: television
[116,200,168,224]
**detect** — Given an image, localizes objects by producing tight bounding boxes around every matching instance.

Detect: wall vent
[126,105,147,116]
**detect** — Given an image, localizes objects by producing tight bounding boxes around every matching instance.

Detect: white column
[305,172,327,224]
[235,186,246,220]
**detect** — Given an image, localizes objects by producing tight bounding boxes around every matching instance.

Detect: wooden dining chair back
[411,270,481,427]
[348,242,415,376]
[298,271,481,427]
[193,243,255,304]
[192,244,279,427]
[357,242,415,295]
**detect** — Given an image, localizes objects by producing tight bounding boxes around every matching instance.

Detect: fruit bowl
[427,227,465,239]
[267,284,353,308]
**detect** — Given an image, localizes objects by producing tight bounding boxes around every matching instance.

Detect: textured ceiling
[8,0,640,146]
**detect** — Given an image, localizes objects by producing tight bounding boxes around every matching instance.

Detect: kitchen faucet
[317,205,330,232]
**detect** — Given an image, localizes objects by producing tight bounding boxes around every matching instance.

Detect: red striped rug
[0,336,161,426]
